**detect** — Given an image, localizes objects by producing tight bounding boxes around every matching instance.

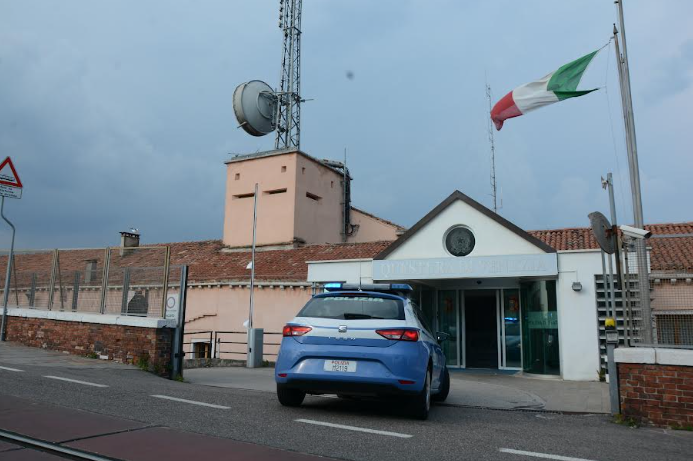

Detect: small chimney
[120,230,140,256]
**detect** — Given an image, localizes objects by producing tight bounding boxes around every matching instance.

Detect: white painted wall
[556,250,603,381]
[387,200,546,260]
[307,259,374,284]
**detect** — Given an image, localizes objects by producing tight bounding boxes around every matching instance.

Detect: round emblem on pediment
[444,226,475,257]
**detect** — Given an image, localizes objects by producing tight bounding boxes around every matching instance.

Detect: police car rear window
[298,296,404,320]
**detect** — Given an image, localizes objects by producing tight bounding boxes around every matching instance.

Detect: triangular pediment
[376,191,555,260]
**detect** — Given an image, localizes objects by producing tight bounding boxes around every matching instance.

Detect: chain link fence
[651,275,693,347]
[596,239,693,372]
[0,246,179,319]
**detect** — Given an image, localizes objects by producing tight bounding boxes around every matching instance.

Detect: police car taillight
[376,329,419,341]
[282,325,312,337]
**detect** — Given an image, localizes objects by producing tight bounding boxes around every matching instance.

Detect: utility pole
[247,183,262,368]
[603,172,621,415]
[614,0,652,343]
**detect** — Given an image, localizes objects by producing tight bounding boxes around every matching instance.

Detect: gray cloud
[0,0,691,249]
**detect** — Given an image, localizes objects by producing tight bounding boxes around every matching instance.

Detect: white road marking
[150,394,230,409]
[499,448,599,461]
[295,419,412,439]
[43,376,108,388]
[0,366,24,372]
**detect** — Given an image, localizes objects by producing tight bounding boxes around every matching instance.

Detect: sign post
[0,157,22,342]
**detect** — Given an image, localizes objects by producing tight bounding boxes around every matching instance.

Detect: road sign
[0,157,22,199]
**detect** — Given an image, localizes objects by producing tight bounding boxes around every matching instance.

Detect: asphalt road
[0,363,691,461]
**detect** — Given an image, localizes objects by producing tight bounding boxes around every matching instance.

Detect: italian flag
[491,50,600,130]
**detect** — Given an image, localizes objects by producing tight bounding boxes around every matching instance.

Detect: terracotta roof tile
[3,223,691,283]
[528,222,693,272]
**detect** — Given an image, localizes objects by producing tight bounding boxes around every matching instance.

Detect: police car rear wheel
[411,369,431,420]
[432,367,450,402]
[277,385,306,407]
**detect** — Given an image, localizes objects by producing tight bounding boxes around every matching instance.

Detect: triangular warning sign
[0,157,22,188]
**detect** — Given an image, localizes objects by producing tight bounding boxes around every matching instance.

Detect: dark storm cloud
[0,0,691,249]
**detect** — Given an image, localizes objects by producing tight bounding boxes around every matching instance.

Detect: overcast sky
[1,0,691,249]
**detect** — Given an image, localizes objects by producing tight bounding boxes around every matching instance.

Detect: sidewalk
[185,366,610,413]
[0,341,134,370]
[0,394,325,461]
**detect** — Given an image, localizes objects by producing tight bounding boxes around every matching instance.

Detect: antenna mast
[486,83,498,213]
[276,0,303,150]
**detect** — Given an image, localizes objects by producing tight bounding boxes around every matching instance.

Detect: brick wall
[618,363,693,428]
[6,316,173,377]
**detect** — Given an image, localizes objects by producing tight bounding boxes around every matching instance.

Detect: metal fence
[651,275,693,347]
[0,246,179,319]
[182,330,282,360]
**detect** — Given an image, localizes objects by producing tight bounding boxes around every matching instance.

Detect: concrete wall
[293,154,344,244]
[6,308,174,376]
[556,250,603,381]
[307,259,374,285]
[651,278,693,311]
[387,199,546,260]
[223,151,401,248]
[183,284,312,360]
[223,153,298,247]
[348,209,400,243]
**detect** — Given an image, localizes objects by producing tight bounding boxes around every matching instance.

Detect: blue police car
[275,283,450,419]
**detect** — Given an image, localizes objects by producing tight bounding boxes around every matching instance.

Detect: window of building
[264,188,287,195]
[191,341,212,359]
[306,192,322,202]
[302,167,306,175]
[235,173,240,180]
[281,166,287,173]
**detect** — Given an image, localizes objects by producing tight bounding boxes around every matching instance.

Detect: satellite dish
[233,80,277,137]
[588,211,615,254]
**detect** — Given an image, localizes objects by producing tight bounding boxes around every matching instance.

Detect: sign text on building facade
[373,253,558,280]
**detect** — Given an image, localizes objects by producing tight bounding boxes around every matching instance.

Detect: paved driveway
[184,366,610,413]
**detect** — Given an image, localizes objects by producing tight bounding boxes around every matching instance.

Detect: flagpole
[614,0,652,343]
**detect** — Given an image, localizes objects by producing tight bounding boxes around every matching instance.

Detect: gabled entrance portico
[372,191,560,375]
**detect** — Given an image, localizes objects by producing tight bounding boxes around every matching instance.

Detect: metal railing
[182,330,282,360]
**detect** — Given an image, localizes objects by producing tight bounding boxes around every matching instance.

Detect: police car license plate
[324,360,357,372]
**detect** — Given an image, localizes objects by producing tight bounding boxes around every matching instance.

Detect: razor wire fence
[0,246,180,319]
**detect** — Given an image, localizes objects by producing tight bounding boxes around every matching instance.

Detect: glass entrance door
[437,290,459,366]
[500,289,522,369]
[520,281,560,375]
[464,290,498,368]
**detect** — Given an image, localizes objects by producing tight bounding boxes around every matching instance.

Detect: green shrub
[136,355,150,371]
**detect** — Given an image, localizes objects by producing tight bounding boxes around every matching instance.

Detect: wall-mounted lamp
[572,282,583,292]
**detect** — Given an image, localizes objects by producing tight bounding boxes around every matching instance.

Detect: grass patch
[613,414,639,428]
[671,424,693,431]
[135,355,150,371]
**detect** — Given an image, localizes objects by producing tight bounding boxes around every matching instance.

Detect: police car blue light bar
[323,283,413,293]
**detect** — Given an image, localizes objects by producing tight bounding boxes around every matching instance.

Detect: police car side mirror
[436,332,450,343]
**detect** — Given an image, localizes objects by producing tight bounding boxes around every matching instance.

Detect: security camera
[620,225,652,239]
